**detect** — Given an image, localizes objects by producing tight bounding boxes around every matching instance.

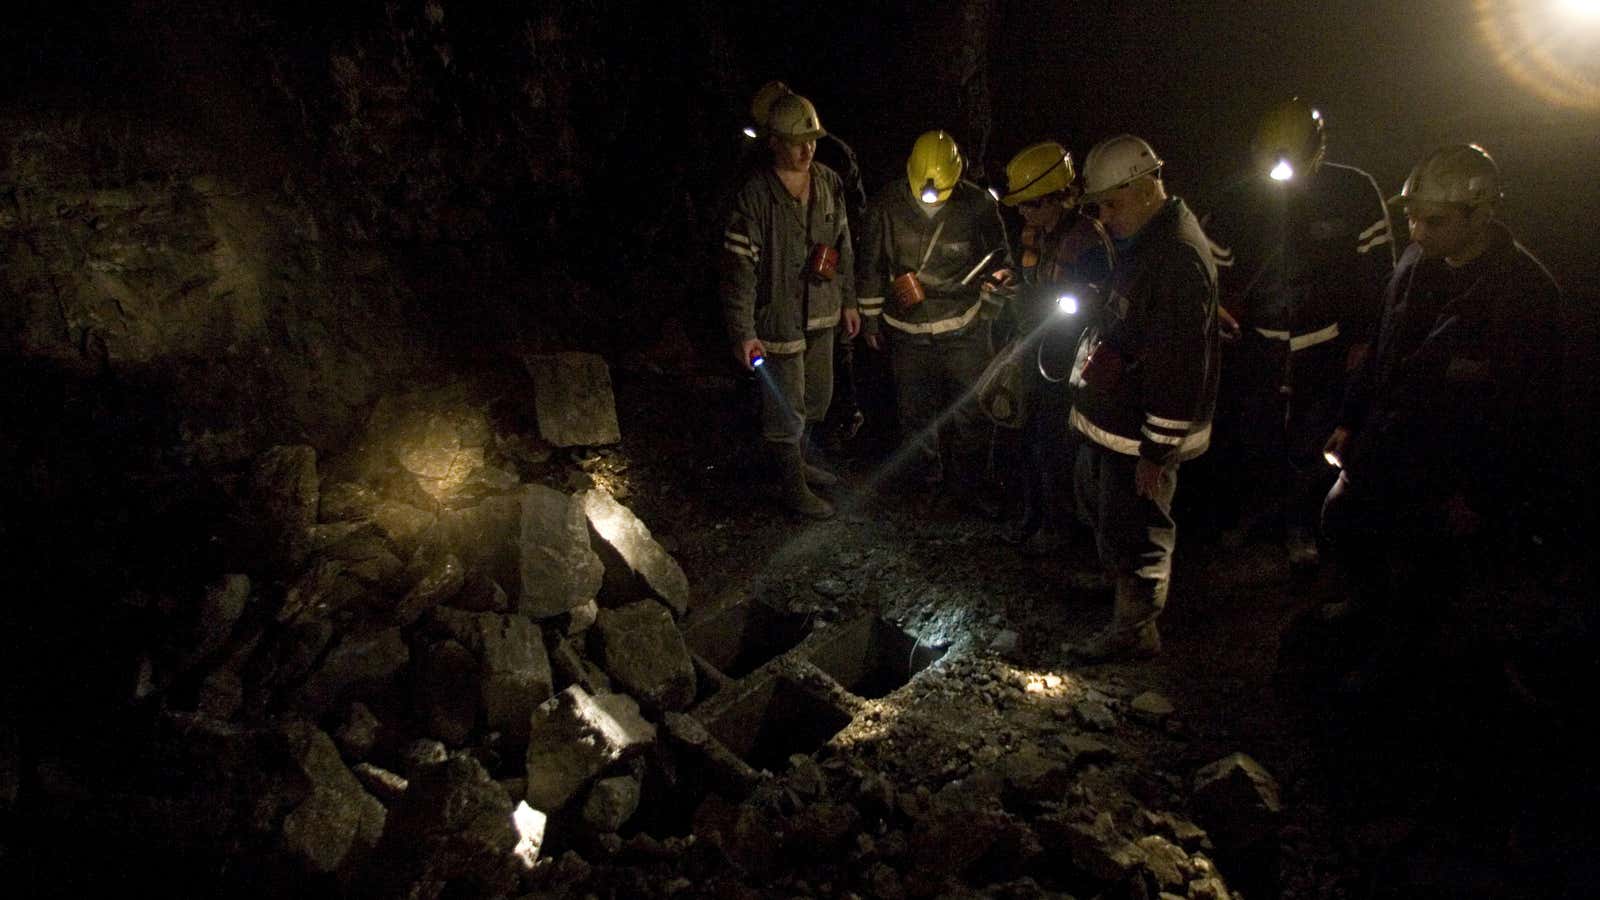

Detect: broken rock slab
[1192,752,1282,850]
[477,613,554,740]
[579,489,690,615]
[525,352,621,448]
[526,686,656,812]
[519,484,604,619]
[593,600,696,712]
[581,774,642,833]
[295,627,410,717]
[275,721,388,878]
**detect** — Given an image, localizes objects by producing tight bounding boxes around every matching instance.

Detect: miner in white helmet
[1319,144,1562,679]
[1063,135,1220,663]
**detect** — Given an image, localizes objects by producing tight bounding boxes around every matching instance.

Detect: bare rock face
[579,489,690,615]
[1192,752,1282,850]
[525,352,621,448]
[593,600,696,713]
[277,721,389,877]
[525,686,656,812]
[519,484,604,619]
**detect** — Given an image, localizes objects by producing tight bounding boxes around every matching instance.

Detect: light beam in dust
[1476,0,1600,110]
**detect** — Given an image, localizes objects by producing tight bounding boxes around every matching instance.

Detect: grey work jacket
[721,163,855,355]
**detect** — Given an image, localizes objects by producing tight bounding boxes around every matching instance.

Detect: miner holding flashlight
[721,93,860,519]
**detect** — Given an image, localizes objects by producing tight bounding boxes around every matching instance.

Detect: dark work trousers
[888,327,992,485]
[1232,335,1344,537]
[1074,441,1179,614]
[821,332,860,447]
[758,328,835,445]
[1018,372,1076,533]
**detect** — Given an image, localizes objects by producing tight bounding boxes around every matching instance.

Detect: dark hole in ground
[807,615,947,700]
[700,677,852,774]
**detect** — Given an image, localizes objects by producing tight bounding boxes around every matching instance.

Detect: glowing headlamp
[1055,294,1079,315]
[1270,158,1295,182]
[742,125,759,139]
[920,179,941,203]
[1323,449,1341,468]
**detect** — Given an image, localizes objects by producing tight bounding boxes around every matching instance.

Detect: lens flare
[1056,294,1079,315]
[1476,0,1600,110]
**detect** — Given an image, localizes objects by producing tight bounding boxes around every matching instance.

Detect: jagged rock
[277,560,367,624]
[196,667,244,719]
[790,802,862,858]
[319,481,381,523]
[371,499,437,552]
[565,599,599,635]
[322,530,405,588]
[908,803,1012,877]
[1038,810,1143,882]
[581,775,642,832]
[353,762,408,805]
[308,521,369,554]
[1135,834,1191,890]
[1130,691,1175,724]
[787,754,827,800]
[579,489,690,615]
[273,720,388,877]
[427,492,521,590]
[1193,753,1281,849]
[246,618,334,704]
[366,390,493,494]
[525,686,656,812]
[997,744,1073,807]
[415,639,478,746]
[296,627,409,716]
[335,703,383,761]
[394,551,465,626]
[1073,699,1117,731]
[525,352,622,447]
[593,600,696,712]
[1138,809,1211,852]
[239,444,319,571]
[478,613,553,740]
[519,484,604,619]
[452,570,509,613]
[354,755,522,899]
[1189,874,1233,900]
[550,638,612,696]
[179,574,251,672]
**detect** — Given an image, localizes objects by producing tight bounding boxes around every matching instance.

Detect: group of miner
[717,82,1564,668]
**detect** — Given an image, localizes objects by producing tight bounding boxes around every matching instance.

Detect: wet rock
[478,613,554,740]
[525,352,622,447]
[353,762,408,805]
[579,489,690,615]
[525,686,656,811]
[593,600,695,712]
[581,775,642,833]
[296,627,409,717]
[354,754,521,900]
[1192,752,1281,850]
[415,639,478,746]
[519,484,604,619]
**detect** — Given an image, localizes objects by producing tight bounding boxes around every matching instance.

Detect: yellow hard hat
[1252,97,1326,182]
[749,80,792,131]
[1392,143,1502,209]
[906,130,964,204]
[768,93,826,143]
[1002,141,1075,206]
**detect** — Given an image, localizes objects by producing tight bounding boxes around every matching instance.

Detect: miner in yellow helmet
[986,141,1113,555]
[1319,142,1561,693]
[1201,98,1395,571]
[857,129,1011,512]
[720,92,859,519]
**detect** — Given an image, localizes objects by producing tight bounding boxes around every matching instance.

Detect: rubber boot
[1067,574,1162,663]
[800,425,838,487]
[772,441,834,519]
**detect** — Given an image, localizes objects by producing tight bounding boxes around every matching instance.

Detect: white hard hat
[1081,134,1164,198]
[768,93,826,142]
[1392,143,1502,209]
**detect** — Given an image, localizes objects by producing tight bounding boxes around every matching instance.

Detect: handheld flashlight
[750,351,765,368]
[1323,449,1341,468]
[1056,294,1079,315]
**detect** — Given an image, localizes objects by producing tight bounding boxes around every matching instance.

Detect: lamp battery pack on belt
[807,243,839,282]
